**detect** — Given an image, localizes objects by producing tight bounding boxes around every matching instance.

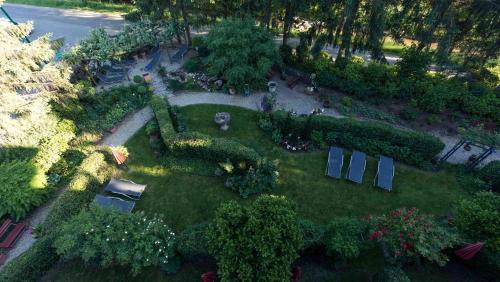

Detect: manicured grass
[382,38,406,57]
[7,0,133,14]
[42,104,469,281]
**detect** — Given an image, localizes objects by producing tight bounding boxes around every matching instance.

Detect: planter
[214,112,231,131]
[229,87,236,95]
[268,81,277,94]
[305,86,315,95]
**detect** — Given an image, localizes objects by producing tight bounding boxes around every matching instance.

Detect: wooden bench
[0,223,26,249]
[0,253,7,265]
[287,76,301,89]
[0,219,12,238]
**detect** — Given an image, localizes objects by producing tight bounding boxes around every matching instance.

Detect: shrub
[226,158,279,197]
[368,207,460,266]
[206,19,279,91]
[299,220,324,251]
[54,205,177,275]
[0,160,47,220]
[258,114,273,132]
[34,119,76,172]
[310,130,325,149]
[183,57,203,73]
[137,85,148,94]
[270,111,444,167]
[43,150,115,232]
[272,129,282,144]
[341,96,353,107]
[133,75,144,84]
[378,267,410,282]
[399,107,418,121]
[456,192,500,253]
[323,217,368,260]
[192,36,209,57]
[479,161,500,191]
[425,114,440,125]
[396,46,432,78]
[207,195,303,282]
[176,223,210,259]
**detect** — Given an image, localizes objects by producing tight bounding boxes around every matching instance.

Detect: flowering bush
[324,217,368,260]
[368,207,459,266]
[54,205,177,275]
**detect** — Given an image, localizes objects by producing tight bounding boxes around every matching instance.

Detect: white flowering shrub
[54,204,177,275]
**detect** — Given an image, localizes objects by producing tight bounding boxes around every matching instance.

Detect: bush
[206,19,279,91]
[183,57,203,73]
[378,267,410,282]
[399,107,418,121]
[396,46,432,78]
[270,111,444,167]
[323,217,368,260]
[226,158,279,197]
[176,223,210,259]
[310,130,325,149]
[0,160,47,220]
[299,220,324,250]
[368,207,460,266]
[479,161,500,191]
[54,205,177,275]
[133,75,144,84]
[34,119,76,172]
[207,195,302,282]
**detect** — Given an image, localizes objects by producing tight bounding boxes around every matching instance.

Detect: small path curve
[101,107,154,146]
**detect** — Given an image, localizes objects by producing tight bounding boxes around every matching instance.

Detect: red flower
[369,230,382,241]
[403,241,413,250]
[399,232,404,239]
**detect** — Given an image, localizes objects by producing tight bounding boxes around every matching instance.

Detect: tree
[205,19,279,91]
[207,195,303,281]
[336,0,360,60]
[54,205,178,275]
[368,207,460,266]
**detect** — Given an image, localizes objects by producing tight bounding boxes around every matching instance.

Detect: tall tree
[336,0,360,59]
[367,0,386,61]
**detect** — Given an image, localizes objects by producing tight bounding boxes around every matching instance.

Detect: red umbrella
[111,148,127,165]
[455,242,485,260]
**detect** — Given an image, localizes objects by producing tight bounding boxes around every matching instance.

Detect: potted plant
[268,81,277,94]
[229,86,236,95]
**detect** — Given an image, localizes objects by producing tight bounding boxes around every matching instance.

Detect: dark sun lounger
[105,178,146,199]
[374,155,394,191]
[346,150,366,184]
[94,194,135,213]
[326,146,344,179]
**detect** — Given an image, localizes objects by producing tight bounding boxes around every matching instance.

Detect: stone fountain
[214,112,231,131]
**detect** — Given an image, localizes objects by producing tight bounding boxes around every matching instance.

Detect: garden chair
[171,44,188,63]
[104,178,146,200]
[94,194,135,213]
[374,155,394,191]
[346,150,366,184]
[325,146,343,179]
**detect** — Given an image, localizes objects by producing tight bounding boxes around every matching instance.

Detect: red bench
[0,219,12,237]
[0,223,26,249]
[0,253,7,265]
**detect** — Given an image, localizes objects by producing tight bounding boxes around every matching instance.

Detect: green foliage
[54,205,177,275]
[270,111,444,167]
[396,47,432,79]
[0,160,47,220]
[205,19,279,91]
[368,207,460,266]
[258,114,273,132]
[399,107,418,121]
[272,129,283,144]
[479,161,500,191]
[310,130,325,149]
[378,267,410,282]
[324,217,368,260]
[43,151,115,232]
[151,96,278,197]
[34,119,77,172]
[183,57,203,73]
[176,223,209,259]
[168,78,202,92]
[133,75,144,84]
[456,192,500,253]
[299,220,324,250]
[207,195,302,282]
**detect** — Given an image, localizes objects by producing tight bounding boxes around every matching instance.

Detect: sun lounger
[105,178,146,199]
[0,222,26,249]
[94,194,135,213]
[374,155,394,191]
[145,49,162,72]
[171,44,188,63]
[325,146,343,179]
[346,150,366,184]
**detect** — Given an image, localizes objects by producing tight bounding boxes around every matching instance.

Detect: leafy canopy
[207,195,302,282]
[205,18,279,91]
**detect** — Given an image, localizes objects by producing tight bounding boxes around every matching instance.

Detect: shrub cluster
[0,150,115,282]
[151,96,278,197]
[269,111,444,167]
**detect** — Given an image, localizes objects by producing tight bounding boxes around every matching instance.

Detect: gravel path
[101,107,154,146]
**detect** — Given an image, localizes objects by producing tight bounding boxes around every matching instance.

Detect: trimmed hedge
[0,150,115,282]
[270,111,444,167]
[151,96,278,196]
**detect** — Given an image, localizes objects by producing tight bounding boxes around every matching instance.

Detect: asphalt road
[2,3,124,50]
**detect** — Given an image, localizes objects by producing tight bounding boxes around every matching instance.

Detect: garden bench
[171,44,188,63]
[0,253,7,265]
[287,76,301,89]
[0,222,26,249]
[346,150,366,184]
[326,146,344,179]
[374,155,394,191]
[0,219,12,238]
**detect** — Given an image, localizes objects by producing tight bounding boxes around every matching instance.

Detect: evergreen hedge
[270,111,444,167]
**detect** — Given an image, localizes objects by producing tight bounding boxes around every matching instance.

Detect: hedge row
[0,150,115,282]
[270,111,444,167]
[151,96,278,196]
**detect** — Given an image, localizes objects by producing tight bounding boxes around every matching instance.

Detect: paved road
[2,3,124,50]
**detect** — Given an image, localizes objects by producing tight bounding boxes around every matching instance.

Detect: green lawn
[7,0,133,14]
[42,104,469,281]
